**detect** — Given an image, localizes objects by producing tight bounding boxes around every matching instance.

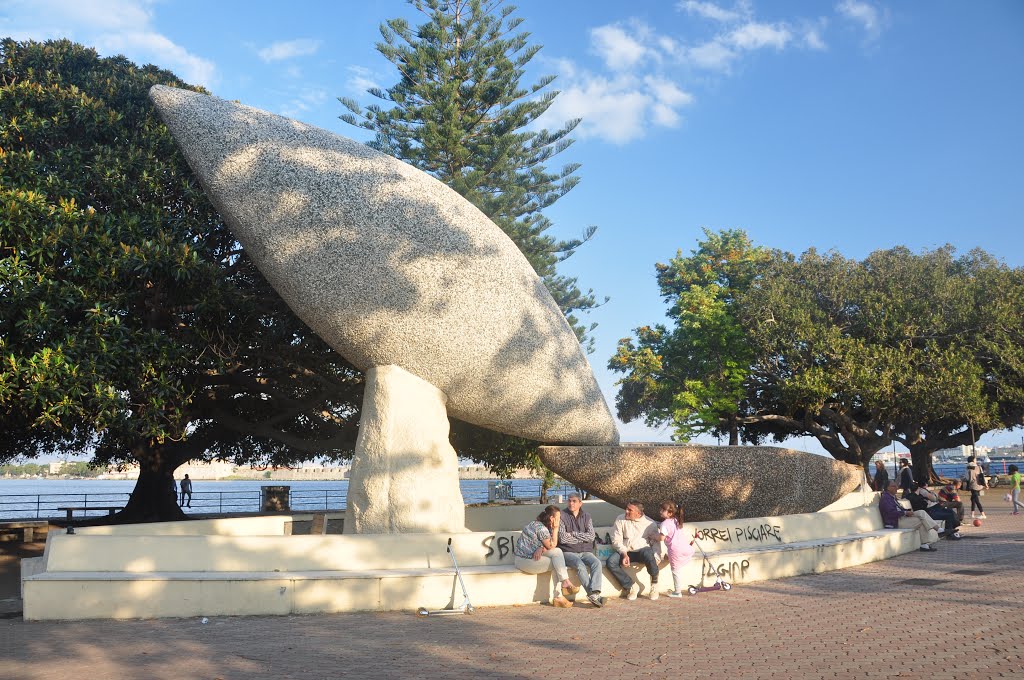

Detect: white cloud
[680,19,810,72]
[836,0,887,40]
[728,22,792,50]
[0,0,217,87]
[685,39,737,71]
[537,68,694,145]
[542,75,652,144]
[644,75,694,108]
[279,87,329,118]
[346,65,380,95]
[590,24,649,71]
[257,38,322,63]
[538,4,839,144]
[677,0,747,23]
[801,20,829,50]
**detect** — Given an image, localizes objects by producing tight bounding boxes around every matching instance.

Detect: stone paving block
[2,513,1024,679]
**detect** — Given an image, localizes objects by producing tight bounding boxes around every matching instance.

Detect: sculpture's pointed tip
[147,83,174,105]
[148,85,204,128]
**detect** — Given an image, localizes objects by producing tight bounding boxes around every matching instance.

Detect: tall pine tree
[340,0,602,348]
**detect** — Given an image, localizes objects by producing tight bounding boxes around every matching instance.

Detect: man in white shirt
[606,499,660,600]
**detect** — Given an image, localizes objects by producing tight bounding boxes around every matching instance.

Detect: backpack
[977,470,986,488]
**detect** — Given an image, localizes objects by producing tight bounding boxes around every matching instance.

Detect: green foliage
[610,229,767,444]
[0,40,363,517]
[617,229,1024,474]
[740,244,1024,471]
[340,0,603,346]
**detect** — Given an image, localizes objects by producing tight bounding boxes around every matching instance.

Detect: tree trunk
[728,417,739,446]
[907,443,942,485]
[109,442,187,524]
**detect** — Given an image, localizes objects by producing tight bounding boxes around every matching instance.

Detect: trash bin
[261,485,291,511]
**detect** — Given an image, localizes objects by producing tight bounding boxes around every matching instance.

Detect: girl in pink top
[657,500,696,598]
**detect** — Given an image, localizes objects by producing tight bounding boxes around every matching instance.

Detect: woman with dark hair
[967,456,987,519]
[513,505,579,607]
[1008,465,1023,515]
[873,460,890,492]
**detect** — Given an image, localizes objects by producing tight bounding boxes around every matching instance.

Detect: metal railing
[1,481,582,520]
[179,490,261,515]
[0,493,132,520]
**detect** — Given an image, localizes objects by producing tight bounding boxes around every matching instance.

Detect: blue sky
[3,0,1023,452]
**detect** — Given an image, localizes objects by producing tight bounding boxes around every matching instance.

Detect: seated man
[558,493,605,607]
[938,480,965,522]
[606,500,660,600]
[910,481,961,539]
[880,481,941,552]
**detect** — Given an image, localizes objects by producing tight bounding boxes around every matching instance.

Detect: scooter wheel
[466,606,475,614]
[416,607,429,616]
[687,586,698,595]
[722,582,732,591]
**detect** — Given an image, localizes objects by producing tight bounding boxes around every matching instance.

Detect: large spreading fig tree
[614,228,1024,480]
[0,39,363,521]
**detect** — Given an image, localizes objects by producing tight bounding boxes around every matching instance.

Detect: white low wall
[73,515,299,536]
[23,494,919,621]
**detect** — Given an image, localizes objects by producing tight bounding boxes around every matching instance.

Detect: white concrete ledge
[23,494,922,620]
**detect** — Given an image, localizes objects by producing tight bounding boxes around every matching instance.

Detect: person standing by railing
[179,474,192,508]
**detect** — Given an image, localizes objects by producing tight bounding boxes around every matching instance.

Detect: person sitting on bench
[879,481,941,552]
[938,480,965,522]
[513,505,579,608]
[910,481,961,539]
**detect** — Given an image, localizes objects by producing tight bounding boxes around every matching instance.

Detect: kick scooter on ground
[417,537,475,616]
[687,534,733,596]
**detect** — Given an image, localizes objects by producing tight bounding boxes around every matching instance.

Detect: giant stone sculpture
[150,85,863,531]
[149,85,618,533]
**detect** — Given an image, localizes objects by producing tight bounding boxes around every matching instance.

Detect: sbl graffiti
[483,530,613,560]
[482,534,518,560]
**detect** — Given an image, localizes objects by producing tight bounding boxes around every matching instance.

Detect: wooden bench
[0,520,48,542]
[56,506,122,521]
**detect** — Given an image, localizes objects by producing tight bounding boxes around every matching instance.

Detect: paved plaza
[1,510,1022,680]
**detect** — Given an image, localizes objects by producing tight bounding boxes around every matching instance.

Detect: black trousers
[926,505,959,536]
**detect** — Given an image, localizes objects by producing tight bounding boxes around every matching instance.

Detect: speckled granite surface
[149,85,618,446]
[539,444,863,522]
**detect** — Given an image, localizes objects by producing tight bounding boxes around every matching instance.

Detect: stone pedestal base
[346,365,466,534]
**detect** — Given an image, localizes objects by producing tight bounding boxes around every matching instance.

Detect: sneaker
[971,512,976,519]
[950,531,962,540]
[561,583,580,599]
[980,513,987,519]
[649,588,660,601]
[919,544,937,552]
[667,591,683,598]
[552,595,573,608]
[587,593,605,608]
[627,583,640,601]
